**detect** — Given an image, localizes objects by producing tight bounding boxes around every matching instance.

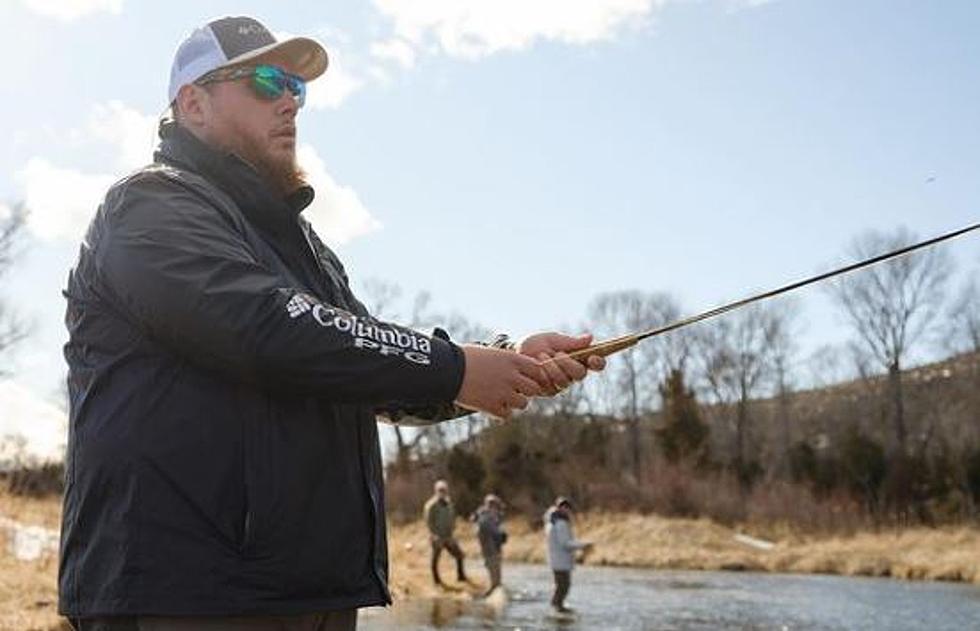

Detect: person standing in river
[474,493,507,596]
[424,480,469,586]
[58,15,606,631]
[545,497,593,615]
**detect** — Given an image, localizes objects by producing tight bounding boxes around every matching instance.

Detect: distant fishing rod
[552,221,980,365]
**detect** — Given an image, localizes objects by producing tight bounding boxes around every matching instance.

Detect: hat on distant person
[168,16,328,104]
[555,496,573,509]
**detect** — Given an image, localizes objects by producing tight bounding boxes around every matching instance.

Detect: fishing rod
[553,221,980,365]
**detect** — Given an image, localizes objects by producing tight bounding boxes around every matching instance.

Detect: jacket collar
[154,119,314,237]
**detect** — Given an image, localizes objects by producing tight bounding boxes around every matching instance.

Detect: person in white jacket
[544,497,592,614]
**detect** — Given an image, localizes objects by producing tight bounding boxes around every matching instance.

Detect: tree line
[376,227,979,529]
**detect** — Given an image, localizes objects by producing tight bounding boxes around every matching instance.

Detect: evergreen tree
[655,369,709,464]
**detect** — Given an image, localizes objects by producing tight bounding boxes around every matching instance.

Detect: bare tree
[946,277,980,354]
[806,344,857,389]
[828,228,952,454]
[696,304,784,482]
[588,290,676,481]
[360,278,403,320]
[0,203,29,374]
[767,299,801,476]
[649,295,696,377]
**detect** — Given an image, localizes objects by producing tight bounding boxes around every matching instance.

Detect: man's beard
[225,127,307,198]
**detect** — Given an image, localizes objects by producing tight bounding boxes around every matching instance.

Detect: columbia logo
[286,293,315,318]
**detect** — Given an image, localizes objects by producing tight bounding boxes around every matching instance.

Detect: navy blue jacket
[59,121,466,616]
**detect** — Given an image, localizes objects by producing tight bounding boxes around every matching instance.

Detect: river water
[360,564,980,630]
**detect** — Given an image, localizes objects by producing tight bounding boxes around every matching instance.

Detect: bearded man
[58,16,603,631]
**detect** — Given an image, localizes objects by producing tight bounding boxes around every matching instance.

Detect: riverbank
[387,513,980,589]
[2,491,977,630]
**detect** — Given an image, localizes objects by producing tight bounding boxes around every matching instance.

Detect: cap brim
[224,37,329,81]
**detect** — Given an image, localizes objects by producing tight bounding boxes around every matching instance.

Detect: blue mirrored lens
[252,65,306,108]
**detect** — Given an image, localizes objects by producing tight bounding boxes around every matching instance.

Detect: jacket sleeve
[374,329,470,425]
[375,332,514,425]
[424,499,441,535]
[557,521,587,551]
[94,174,464,404]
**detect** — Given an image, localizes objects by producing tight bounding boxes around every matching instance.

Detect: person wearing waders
[424,480,468,585]
[473,494,507,596]
[58,15,606,631]
[545,497,593,615]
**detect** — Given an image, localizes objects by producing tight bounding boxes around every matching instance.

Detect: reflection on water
[360,588,506,629]
[361,564,980,631]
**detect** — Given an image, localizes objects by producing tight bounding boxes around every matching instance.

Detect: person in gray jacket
[544,497,592,614]
[473,494,507,596]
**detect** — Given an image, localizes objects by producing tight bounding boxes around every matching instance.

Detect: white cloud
[0,379,67,466]
[85,101,158,171]
[15,102,381,247]
[298,144,382,246]
[306,52,367,110]
[308,1,777,104]
[370,38,418,69]
[17,158,112,243]
[21,0,123,21]
[371,0,663,60]
[16,101,155,243]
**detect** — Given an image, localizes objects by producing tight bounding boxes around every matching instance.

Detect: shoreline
[387,513,980,595]
[2,497,977,631]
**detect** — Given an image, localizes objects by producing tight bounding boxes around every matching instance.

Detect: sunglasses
[197,64,306,108]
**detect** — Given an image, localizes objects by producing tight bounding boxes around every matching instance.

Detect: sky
[0,0,978,441]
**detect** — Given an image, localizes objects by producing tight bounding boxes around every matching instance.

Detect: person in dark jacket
[58,15,605,631]
[473,494,507,596]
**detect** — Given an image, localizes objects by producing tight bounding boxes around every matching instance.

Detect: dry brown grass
[0,531,67,631]
[428,512,980,584]
[770,528,980,582]
[0,489,62,530]
[0,490,67,631]
[389,512,980,585]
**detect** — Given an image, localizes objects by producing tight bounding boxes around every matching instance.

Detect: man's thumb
[559,333,593,350]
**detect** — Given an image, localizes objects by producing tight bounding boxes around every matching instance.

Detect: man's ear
[175,84,211,127]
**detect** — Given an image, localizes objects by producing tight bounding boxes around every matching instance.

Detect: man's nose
[275,90,299,117]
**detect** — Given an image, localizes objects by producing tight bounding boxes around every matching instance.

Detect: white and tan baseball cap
[168,16,328,104]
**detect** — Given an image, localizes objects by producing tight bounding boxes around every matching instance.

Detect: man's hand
[517,332,607,396]
[455,345,547,419]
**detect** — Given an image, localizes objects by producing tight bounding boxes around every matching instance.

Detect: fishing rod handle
[563,336,639,363]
